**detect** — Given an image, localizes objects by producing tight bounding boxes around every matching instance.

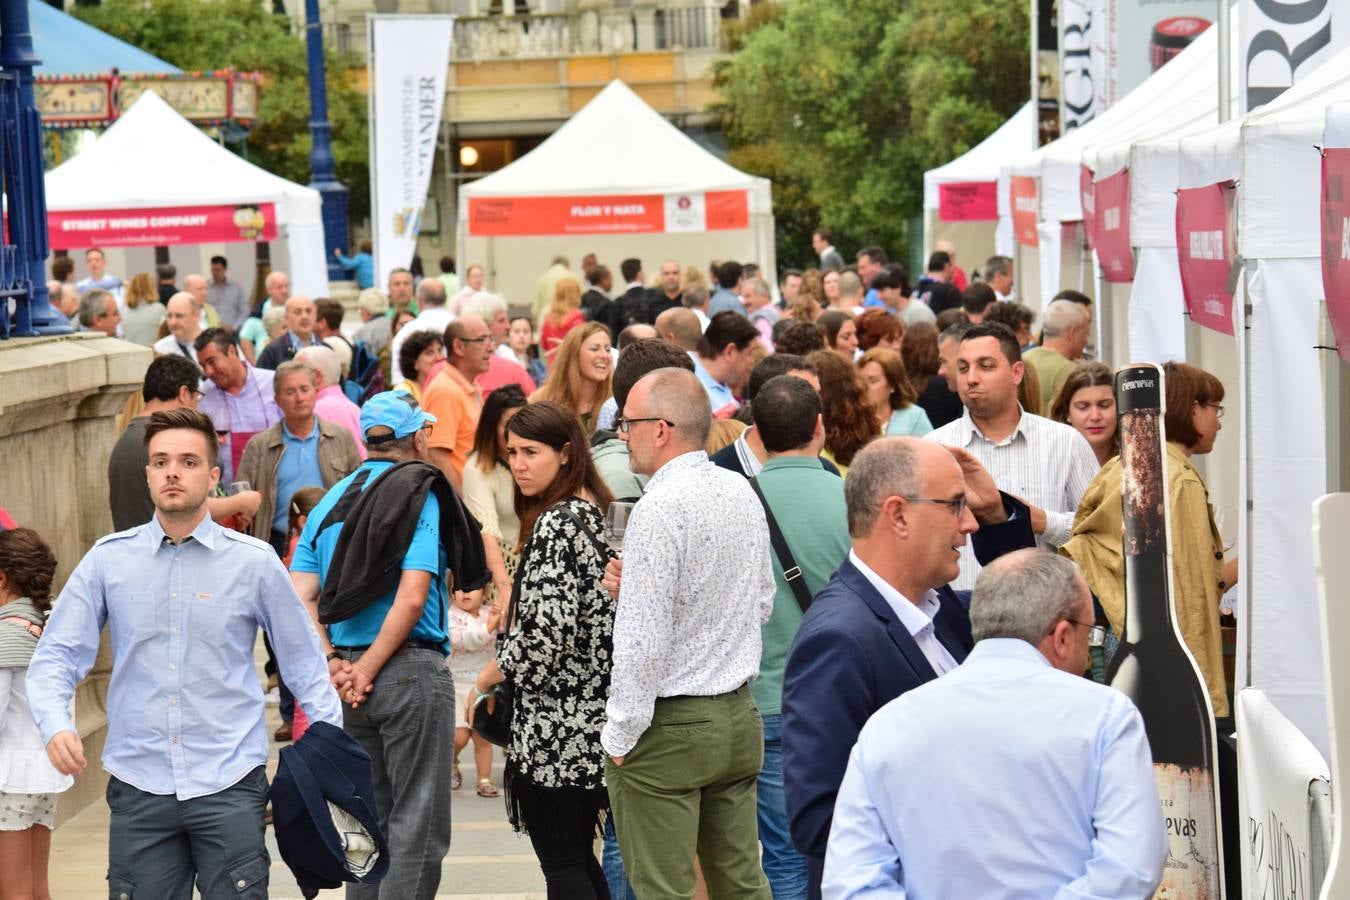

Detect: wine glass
[604,501,635,554]
[229,481,252,495]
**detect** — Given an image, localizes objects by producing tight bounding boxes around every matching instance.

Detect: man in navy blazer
[781,437,1036,899]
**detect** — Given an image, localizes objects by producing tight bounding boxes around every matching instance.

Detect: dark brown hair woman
[466,401,616,898]
[807,350,880,472]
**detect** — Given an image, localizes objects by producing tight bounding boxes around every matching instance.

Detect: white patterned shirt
[601,451,775,757]
[925,408,1099,590]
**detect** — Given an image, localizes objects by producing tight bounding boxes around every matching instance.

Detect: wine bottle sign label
[1108,364,1225,899]
[1154,764,1220,898]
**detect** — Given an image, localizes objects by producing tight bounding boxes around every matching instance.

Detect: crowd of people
[0,235,1240,899]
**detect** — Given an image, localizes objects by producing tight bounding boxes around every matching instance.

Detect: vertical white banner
[1060,0,1100,130]
[1239,0,1342,114]
[369,15,454,289]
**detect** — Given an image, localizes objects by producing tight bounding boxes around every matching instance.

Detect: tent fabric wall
[44,92,328,296]
[1127,247,1186,363]
[457,81,773,309]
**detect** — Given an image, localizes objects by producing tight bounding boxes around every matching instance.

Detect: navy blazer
[781,494,1034,899]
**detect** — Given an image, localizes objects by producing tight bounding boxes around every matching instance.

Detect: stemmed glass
[604,501,635,556]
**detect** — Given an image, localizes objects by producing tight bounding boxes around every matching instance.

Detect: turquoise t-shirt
[291,459,448,651]
[885,404,934,437]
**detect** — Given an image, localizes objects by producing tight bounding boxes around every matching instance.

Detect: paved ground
[49,646,549,898]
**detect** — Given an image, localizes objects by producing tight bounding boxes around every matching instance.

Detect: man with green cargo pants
[601,367,775,899]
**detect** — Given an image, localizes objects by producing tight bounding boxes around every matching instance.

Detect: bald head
[165,292,201,341]
[183,273,208,306]
[284,294,316,340]
[655,307,702,351]
[631,367,712,449]
[935,239,957,261]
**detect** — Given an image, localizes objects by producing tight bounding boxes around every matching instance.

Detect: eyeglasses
[1204,402,1225,419]
[901,496,967,518]
[191,390,206,402]
[1065,619,1107,647]
[457,335,493,345]
[615,416,675,434]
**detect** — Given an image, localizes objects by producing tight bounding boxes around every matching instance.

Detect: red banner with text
[1177,182,1237,336]
[1010,176,1040,247]
[938,181,998,222]
[48,204,276,248]
[467,190,750,237]
[1094,169,1135,282]
[1322,148,1350,363]
[1081,165,1097,250]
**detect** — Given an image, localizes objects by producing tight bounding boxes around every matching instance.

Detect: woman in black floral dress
[468,401,615,899]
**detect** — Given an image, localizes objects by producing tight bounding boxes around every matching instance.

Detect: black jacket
[271,721,389,898]
[316,460,489,625]
[581,288,613,324]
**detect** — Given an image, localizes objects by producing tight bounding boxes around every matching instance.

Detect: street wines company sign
[1094,168,1134,282]
[1321,147,1350,363]
[1010,176,1040,247]
[1176,182,1238,336]
[47,203,276,247]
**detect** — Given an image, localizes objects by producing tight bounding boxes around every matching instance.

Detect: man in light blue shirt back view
[823,549,1166,900]
[28,408,341,900]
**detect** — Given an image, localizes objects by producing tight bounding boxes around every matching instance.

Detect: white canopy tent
[45,91,328,297]
[1168,46,1350,761]
[922,102,1034,264]
[456,81,774,308]
[1004,25,1224,313]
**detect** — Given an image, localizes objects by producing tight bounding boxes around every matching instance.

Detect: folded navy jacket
[271,720,389,899]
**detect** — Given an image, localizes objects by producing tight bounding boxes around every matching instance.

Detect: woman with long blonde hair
[531,321,613,432]
[120,272,165,345]
[539,278,584,366]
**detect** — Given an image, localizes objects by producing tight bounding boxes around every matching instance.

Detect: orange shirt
[421,364,482,478]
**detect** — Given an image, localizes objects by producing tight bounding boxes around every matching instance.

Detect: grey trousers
[106,766,269,900]
[339,647,455,900]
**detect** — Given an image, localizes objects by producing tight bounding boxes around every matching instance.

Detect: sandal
[476,778,500,798]
[451,765,462,790]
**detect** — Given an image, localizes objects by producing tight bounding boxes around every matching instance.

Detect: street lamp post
[303,0,351,284]
[0,0,68,336]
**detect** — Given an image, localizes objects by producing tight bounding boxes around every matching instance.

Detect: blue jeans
[601,816,638,900]
[757,713,808,899]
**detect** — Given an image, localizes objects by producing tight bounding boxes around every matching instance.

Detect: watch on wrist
[325,650,341,663]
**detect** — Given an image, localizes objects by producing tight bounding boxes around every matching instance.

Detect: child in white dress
[449,590,502,796]
[0,528,73,900]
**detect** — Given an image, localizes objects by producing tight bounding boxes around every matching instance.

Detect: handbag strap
[748,476,813,614]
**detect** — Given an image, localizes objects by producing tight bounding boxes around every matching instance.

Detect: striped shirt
[926,408,1099,590]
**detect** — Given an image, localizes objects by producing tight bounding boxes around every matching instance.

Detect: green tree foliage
[715,0,1028,269]
[74,0,370,216]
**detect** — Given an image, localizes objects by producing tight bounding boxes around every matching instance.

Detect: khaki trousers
[605,685,771,900]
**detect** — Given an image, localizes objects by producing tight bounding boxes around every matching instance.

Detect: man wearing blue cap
[290,391,488,900]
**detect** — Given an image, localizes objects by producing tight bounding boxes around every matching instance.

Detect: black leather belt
[332,639,445,656]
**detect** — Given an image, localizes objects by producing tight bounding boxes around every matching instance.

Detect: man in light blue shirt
[822,550,1166,900]
[29,408,341,899]
[689,311,758,419]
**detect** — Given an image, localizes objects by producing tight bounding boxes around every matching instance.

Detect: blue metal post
[303,0,350,284]
[0,0,68,336]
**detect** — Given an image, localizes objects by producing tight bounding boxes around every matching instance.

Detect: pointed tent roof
[923,102,1035,210]
[29,0,179,77]
[461,80,769,207]
[46,90,316,219]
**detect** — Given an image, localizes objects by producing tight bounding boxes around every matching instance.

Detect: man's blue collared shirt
[689,352,738,416]
[823,638,1166,899]
[27,514,342,800]
[272,419,324,532]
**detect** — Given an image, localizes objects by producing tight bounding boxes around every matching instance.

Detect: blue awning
[29,0,180,76]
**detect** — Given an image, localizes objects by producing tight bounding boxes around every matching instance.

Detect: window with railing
[450,3,727,61]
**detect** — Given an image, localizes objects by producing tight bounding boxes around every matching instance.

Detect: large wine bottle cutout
[1106,363,1224,898]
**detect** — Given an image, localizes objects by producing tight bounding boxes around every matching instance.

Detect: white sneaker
[264,687,280,706]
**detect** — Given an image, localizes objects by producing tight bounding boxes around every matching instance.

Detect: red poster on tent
[1094,169,1134,282]
[1177,182,1237,336]
[1322,148,1350,363]
[47,204,276,248]
[1010,176,1039,247]
[1081,165,1097,250]
[467,190,749,237]
[938,182,998,221]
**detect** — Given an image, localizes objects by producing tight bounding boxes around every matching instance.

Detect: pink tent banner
[1177,182,1237,336]
[1322,148,1350,363]
[1094,169,1134,283]
[938,181,998,221]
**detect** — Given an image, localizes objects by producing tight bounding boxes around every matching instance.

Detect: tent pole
[1218,0,1231,124]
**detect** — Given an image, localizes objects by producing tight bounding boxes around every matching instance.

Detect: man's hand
[943,446,1006,524]
[46,731,86,776]
[602,557,623,600]
[328,656,353,694]
[343,661,376,708]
